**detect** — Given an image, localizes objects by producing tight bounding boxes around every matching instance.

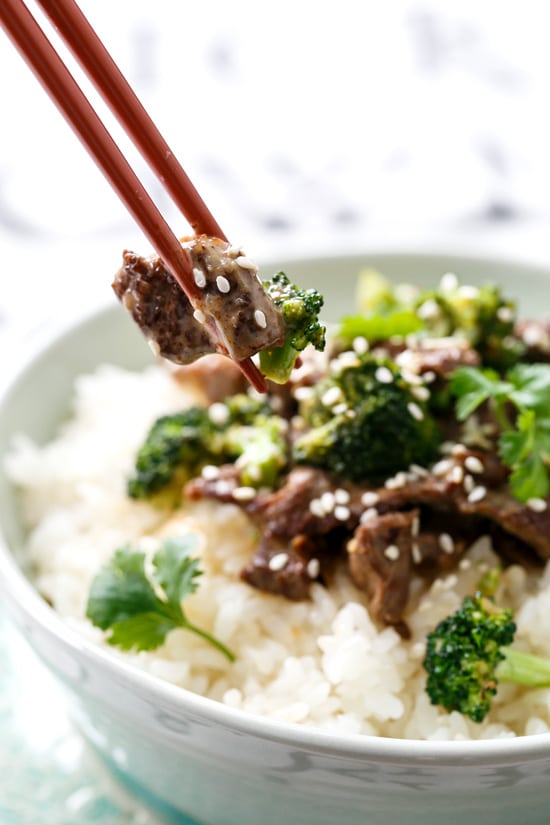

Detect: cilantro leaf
[86,538,235,661]
[507,364,550,413]
[107,610,183,652]
[86,547,161,630]
[451,363,550,504]
[509,453,549,501]
[152,534,203,605]
[450,367,512,421]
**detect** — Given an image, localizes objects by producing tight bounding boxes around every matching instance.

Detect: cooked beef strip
[112,236,286,365]
[347,510,416,634]
[185,448,549,625]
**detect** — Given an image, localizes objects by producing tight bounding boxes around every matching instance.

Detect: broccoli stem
[497,647,550,688]
[259,340,299,385]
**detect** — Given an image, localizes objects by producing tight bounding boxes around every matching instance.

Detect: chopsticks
[0,0,266,392]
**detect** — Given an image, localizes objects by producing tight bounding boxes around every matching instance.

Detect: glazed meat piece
[113,236,286,365]
[347,510,417,633]
[185,448,549,623]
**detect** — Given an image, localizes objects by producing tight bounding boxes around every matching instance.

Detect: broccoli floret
[224,415,288,488]
[415,280,523,370]
[340,270,523,369]
[127,407,223,500]
[128,394,288,500]
[423,592,550,723]
[292,354,440,483]
[259,272,326,384]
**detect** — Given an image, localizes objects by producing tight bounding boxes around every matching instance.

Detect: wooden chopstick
[35,0,227,242]
[0,0,266,392]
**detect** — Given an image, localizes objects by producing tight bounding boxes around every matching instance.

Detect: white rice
[6,364,550,740]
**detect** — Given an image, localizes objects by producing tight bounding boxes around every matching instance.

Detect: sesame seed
[309,499,325,518]
[268,553,289,571]
[527,498,548,513]
[422,370,437,384]
[233,486,257,502]
[254,309,267,329]
[321,386,343,407]
[459,558,472,571]
[320,491,335,513]
[375,366,394,384]
[334,488,350,504]
[449,465,464,484]
[201,465,220,480]
[385,472,407,489]
[214,480,233,495]
[384,544,400,561]
[411,515,420,536]
[458,285,479,300]
[497,306,515,323]
[464,455,484,474]
[412,544,422,564]
[361,491,379,507]
[407,402,424,421]
[193,267,207,288]
[409,464,429,478]
[463,474,475,493]
[522,324,545,347]
[360,507,378,523]
[147,338,160,357]
[294,386,315,401]
[332,403,349,415]
[412,386,430,402]
[193,308,206,324]
[236,255,258,271]
[468,485,487,503]
[440,272,458,292]
[334,505,351,521]
[246,464,261,482]
[307,558,320,578]
[352,336,369,354]
[439,533,455,554]
[451,443,468,456]
[417,299,440,320]
[216,275,231,293]
[432,459,453,477]
[208,402,230,426]
[401,368,423,385]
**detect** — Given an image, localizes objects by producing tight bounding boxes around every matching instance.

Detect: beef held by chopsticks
[113,236,286,365]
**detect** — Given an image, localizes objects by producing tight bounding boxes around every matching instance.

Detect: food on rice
[6,268,550,741]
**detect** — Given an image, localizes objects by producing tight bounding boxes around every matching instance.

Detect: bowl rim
[2,247,550,765]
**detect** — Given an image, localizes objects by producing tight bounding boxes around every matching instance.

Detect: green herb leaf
[450,367,511,421]
[451,363,550,504]
[152,534,203,605]
[86,537,234,660]
[86,547,161,630]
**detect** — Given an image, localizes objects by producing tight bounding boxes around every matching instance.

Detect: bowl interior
[1,248,550,743]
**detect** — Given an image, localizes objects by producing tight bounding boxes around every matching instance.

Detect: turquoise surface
[0,606,170,825]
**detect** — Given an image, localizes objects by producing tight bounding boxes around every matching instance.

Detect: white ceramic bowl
[2,250,550,825]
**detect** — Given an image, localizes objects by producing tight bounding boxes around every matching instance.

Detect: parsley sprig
[86,534,235,661]
[450,364,550,502]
